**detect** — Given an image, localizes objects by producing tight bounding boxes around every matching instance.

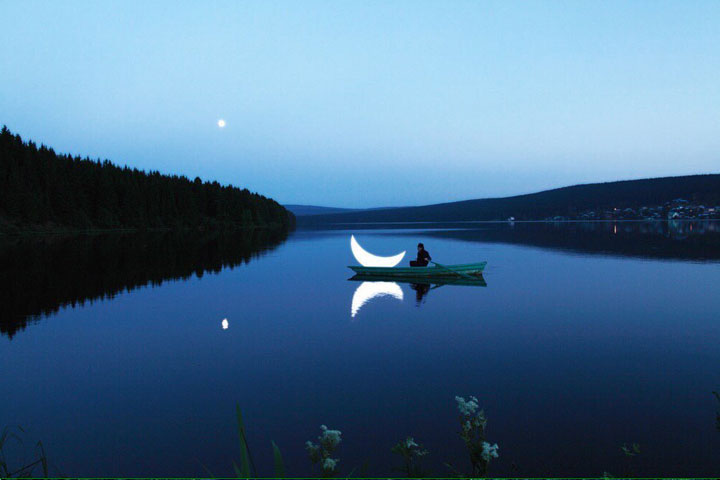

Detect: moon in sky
[351,281,403,318]
[217,119,226,128]
[221,318,229,330]
[350,235,405,267]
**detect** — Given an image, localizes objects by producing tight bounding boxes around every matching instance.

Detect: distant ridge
[284,204,360,216]
[298,174,720,224]
[285,204,395,216]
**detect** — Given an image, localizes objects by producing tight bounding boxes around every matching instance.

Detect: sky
[1,0,719,207]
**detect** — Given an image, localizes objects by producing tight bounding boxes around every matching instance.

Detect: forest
[0,126,294,233]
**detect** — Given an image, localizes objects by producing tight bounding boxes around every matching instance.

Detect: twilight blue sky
[1,0,719,207]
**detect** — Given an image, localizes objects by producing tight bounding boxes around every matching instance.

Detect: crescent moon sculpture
[351,281,403,318]
[350,235,406,267]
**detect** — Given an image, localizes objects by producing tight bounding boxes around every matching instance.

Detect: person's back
[410,243,431,267]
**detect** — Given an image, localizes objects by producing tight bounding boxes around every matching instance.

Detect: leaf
[200,462,216,479]
[0,427,23,451]
[235,405,251,478]
[36,440,48,477]
[620,442,640,457]
[271,441,285,478]
[348,460,370,478]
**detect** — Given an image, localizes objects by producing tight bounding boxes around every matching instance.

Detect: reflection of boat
[348,262,486,277]
[349,274,487,287]
[348,273,487,317]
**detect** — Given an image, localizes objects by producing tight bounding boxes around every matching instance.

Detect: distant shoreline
[297,174,720,225]
[296,218,715,228]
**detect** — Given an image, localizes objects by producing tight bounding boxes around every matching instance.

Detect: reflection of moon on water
[351,281,403,318]
[351,235,405,267]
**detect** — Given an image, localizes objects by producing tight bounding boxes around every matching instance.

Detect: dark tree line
[0,126,294,232]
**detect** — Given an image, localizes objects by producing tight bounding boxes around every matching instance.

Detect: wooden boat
[348,261,486,278]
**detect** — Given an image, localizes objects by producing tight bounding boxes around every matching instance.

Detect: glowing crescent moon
[350,235,405,267]
[351,281,403,318]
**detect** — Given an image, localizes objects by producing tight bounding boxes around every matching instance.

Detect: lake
[2,221,719,477]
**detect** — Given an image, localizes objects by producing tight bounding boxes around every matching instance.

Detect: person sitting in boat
[410,243,431,267]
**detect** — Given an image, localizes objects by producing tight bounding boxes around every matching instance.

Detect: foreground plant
[0,426,48,478]
[620,442,640,457]
[305,424,342,477]
[454,395,499,476]
[232,405,285,479]
[391,436,428,477]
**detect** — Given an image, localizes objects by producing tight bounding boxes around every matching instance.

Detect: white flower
[481,442,499,461]
[455,395,479,416]
[405,437,419,449]
[462,420,472,433]
[319,425,342,449]
[322,457,339,471]
[305,441,321,463]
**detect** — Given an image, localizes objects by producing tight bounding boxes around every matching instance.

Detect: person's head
[417,242,424,251]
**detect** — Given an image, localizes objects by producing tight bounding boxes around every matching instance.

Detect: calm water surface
[2,222,719,477]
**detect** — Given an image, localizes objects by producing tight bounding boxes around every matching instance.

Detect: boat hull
[348,261,486,277]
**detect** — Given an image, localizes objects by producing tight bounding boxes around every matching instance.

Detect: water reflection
[350,281,404,318]
[0,229,289,339]
[349,274,487,316]
[410,282,431,305]
[385,220,720,261]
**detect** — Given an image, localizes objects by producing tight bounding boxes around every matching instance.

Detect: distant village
[544,199,720,222]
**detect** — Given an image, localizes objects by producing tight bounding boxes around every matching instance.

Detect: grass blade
[199,461,216,479]
[235,405,257,478]
[36,440,48,477]
[271,441,285,478]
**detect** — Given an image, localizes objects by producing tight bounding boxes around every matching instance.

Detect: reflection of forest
[0,229,289,338]
[391,220,720,261]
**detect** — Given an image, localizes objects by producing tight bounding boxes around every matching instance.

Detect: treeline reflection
[0,229,289,338]
[392,220,720,261]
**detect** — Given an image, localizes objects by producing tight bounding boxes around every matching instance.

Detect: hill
[298,175,720,224]
[284,204,360,216]
[0,126,294,233]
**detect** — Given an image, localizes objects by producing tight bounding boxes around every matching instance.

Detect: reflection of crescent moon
[351,235,406,267]
[351,281,403,318]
